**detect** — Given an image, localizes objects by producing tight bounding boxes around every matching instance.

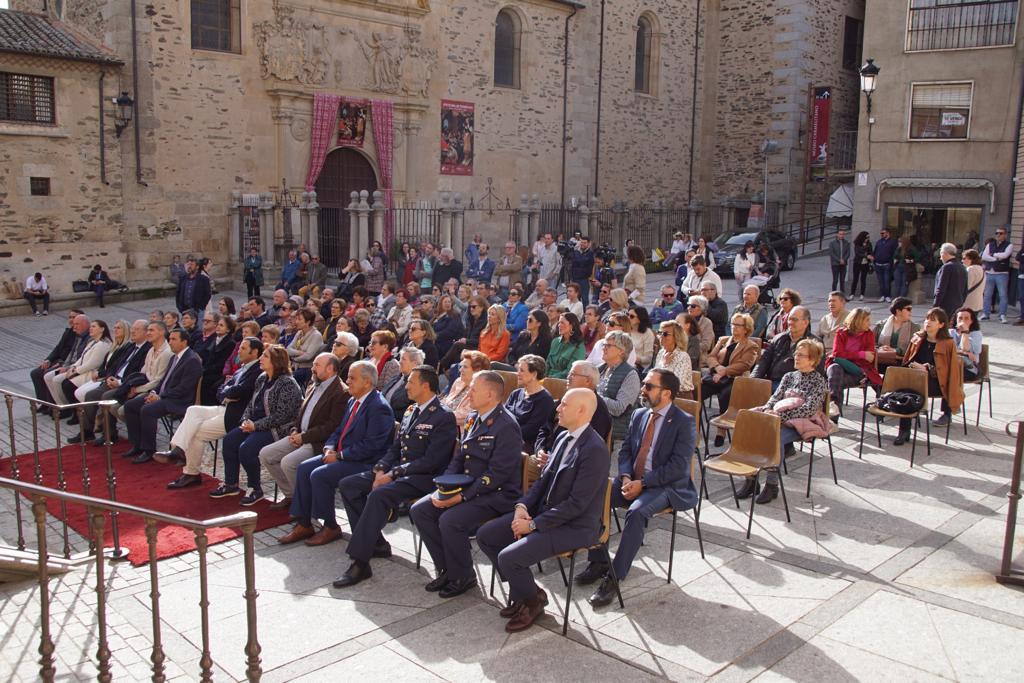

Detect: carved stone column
[355,190,371,261]
[527,195,541,243]
[300,191,320,257]
[653,200,668,249]
[612,201,628,256]
[371,190,386,246]
[259,192,276,266]
[346,191,361,261]
[688,200,703,239]
[439,192,453,251]
[452,193,466,258]
[517,195,530,247]
[229,191,242,265]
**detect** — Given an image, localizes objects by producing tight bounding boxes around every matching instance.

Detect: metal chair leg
[557,556,568,587]
[667,511,677,584]
[827,436,838,484]
[910,415,918,468]
[987,379,993,419]
[777,469,791,523]
[489,564,497,598]
[976,387,983,427]
[728,475,740,509]
[745,472,758,539]
[562,552,576,636]
[858,406,867,459]
[925,410,931,457]
[603,545,624,608]
[805,439,815,498]
[693,506,705,559]
[961,408,967,436]
[613,508,622,534]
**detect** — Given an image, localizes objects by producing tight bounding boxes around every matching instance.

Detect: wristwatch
[528,520,537,532]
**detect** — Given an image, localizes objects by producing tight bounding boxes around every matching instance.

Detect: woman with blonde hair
[825,307,881,407]
[654,319,694,398]
[479,303,510,363]
[442,349,492,426]
[603,287,630,322]
[703,313,761,446]
[587,311,636,366]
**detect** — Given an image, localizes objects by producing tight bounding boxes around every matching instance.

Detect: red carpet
[1,442,292,566]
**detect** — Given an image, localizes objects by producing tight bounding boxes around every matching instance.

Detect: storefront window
[884,205,983,248]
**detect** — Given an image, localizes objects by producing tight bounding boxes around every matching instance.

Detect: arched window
[494,9,521,89]
[634,16,653,94]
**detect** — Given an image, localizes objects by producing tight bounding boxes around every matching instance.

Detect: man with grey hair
[525,278,549,308]
[598,330,642,440]
[495,241,523,294]
[382,346,425,417]
[752,305,823,390]
[534,360,611,455]
[433,246,463,287]
[934,241,968,320]
[258,352,348,507]
[280,359,395,546]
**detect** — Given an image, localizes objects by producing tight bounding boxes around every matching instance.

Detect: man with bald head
[477,388,610,632]
[32,312,90,411]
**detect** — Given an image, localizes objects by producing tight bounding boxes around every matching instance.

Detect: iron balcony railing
[907,0,1019,51]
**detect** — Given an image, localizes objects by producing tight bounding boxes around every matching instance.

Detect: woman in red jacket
[825,307,882,406]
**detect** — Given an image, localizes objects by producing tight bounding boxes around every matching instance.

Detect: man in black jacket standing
[934,242,968,320]
[334,365,457,587]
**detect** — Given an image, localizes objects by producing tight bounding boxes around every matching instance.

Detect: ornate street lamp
[859,58,880,117]
[113,91,134,137]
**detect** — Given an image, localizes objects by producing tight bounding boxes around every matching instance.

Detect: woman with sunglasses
[896,307,964,442]
[766,288,801,341]
[654,320,694,399]
[546,312,586,379]
[704,313,761,446]
[506,309,552,366]
[628,306,655,369]
[406,319,439,369]
[587,311,638,366]
[431,294,465,360]
[676,313,703,370]
[874,297,914,369]
[367,330,400,391]
[438,295,489,371]
[479,304,511,363]
[505,287,530,335]
[682,295,715,367]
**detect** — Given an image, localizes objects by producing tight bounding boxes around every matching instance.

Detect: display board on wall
[441,99,474,176]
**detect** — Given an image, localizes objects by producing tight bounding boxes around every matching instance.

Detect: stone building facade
[2,0,863,291]
[850,0,1024,247]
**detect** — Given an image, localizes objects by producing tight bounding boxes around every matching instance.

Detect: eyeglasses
[997,231,1007,235]
[778,296,790,301]
[687,304,700,309]
[508,291,520,297]
[662,293,675,298]
[332,341,344,347]
[642,382,664,391]
[469,305,480,310]
[658,331,672,337]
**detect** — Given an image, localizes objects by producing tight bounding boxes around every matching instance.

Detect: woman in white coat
[47,320,113,406]
[733,240,757,299]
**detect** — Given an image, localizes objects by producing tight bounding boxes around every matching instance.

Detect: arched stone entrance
[316,148,378,270]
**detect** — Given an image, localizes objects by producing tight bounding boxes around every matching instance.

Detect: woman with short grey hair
[685,294,715,365]
[597,330,641,440]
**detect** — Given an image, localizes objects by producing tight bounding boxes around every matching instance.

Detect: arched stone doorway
[316,148,378,270]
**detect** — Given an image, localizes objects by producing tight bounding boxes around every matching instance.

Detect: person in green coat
[546,312,586,379]
[244,247,264,298]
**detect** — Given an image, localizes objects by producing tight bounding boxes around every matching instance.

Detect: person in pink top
[825,308,882,407]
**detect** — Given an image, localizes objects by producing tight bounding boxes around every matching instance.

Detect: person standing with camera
[570,236,595,303]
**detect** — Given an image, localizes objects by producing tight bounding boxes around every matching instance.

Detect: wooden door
[316,148,378,271]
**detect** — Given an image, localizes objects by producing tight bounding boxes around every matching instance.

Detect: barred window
[0,72,56,124]
[191,0,241,53]
[30,178,51,196]
[907,0,1019,51]
[909,83,973,139]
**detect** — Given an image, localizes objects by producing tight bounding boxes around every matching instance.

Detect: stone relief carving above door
[253,3,330,85]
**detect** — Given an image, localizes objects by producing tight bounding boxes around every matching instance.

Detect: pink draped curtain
[304,93,342,192]
[371,99,395,249]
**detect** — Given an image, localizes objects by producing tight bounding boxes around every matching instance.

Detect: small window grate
[0,72,56,124]
[30,177,51,196]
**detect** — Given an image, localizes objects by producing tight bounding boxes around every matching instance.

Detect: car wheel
[784,251,796,271]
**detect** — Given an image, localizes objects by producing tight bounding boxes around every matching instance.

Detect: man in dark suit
[279,360,395,547]
[258,352,349,507]
[534,360,611,454]
[31,310,89,411]
[477,388,609,632]
[175,259,211,314]
[934,242,968,319]
[333,365,458,587]
[411,371,524,599]
[579,369,698,607]
[158,337,264,488]
[67,319,151,444]
[248,296,273,328]
[122,328,203,464]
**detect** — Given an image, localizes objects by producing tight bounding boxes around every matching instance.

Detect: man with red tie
[576,368,697,607]
[278,360,395,547]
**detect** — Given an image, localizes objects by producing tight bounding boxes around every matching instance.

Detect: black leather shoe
[893,430,911,446]
[784,443,796,457]
[167,474,202,489]
[332,561,373,588]
[153,446,185,465]
[574,562,609,586]
[131,451,154,464]
[735,477,760,500]
[122,446,144,459]
[755,482,779,504]
[67,432,94,445]
[714,434,725,448]
[438,576,478,599]
[66,414,80,426]
[588,577,618,607]
[425,572,448,592]
[372,542,392,559]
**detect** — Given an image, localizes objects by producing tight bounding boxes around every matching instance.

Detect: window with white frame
[909,82,973,139]
[907,0,1019,51]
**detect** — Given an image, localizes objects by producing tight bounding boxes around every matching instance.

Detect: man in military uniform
[410,371,523,599]
[333,366,457,588]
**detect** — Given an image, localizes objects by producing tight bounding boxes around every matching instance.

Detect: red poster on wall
[808,86,832,182]
[440,100,474,176]
[337,98,369,147]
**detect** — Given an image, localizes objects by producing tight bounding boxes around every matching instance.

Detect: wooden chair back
[691,370,702,407]
[522,452,537,492]
[497,370,518,402]
[730,376,773,411]
[543,377,568,401]
[720,409,781,470]
[969,344,989,383]
[879,365,928,399]
[597,478,613,546]
[674,397,701,451]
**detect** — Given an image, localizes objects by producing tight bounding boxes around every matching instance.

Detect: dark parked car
[711,230,798,277]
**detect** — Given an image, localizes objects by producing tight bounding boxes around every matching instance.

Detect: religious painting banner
[338,98,369,147]
[808,86,832,182]
[441,100,474,176]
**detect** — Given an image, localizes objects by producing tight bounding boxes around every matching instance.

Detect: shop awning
[825,183,854,218]
[875,177,996,213]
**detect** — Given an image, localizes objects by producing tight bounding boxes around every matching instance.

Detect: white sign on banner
[941,111,966,127]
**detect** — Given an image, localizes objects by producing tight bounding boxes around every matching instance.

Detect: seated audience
[952,307,982,382]
[505,286,530,334]
[825,308,881,406]
[367,329,400,392]
[47,320,113,408]
[627,307,656,370]
[503,355,556,453]
[897,308,964,440]
[766,289,801,341]
[441,350,491,426]
[507,310,552,367]
[432,294,465,360]
[382,346,424,418]
[817,291,849,351]
[582,305,606,353]
[734,284,769,340]
[479,304,511,363]
[406,319,439,369]
[534,361,612,455]
[547,312,586,379]
[597,330,642,441]
[681,295,715,366]
[752,306,822,390]
[874,297,915,369]
[703,313,760,446]
[700,282,730,340]
[32,312,90,409]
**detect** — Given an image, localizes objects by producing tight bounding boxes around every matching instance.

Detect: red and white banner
[808,86,832,182]
[440,100,474,176]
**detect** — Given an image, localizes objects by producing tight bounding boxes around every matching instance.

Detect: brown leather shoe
[268,496,292,510]
[278,523,315,545]
[505,590,547,632]
[500,588,548,618]
[304,526,343,546]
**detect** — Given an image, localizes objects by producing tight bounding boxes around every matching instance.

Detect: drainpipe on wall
[560,4,579,210]
[130,0,147,186]
[98,71,107,185]
[594,0,605,198]
[686,0,702,209]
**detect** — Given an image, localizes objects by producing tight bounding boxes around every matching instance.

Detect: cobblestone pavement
[2,257,1024,681]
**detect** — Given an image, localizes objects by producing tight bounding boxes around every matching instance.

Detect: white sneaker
[1001,315,1008,324]
[42,310,48,316]
[877,297,886,303]
[857,295,864,301]
[885,297,892,302]
[979,313,990,321]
